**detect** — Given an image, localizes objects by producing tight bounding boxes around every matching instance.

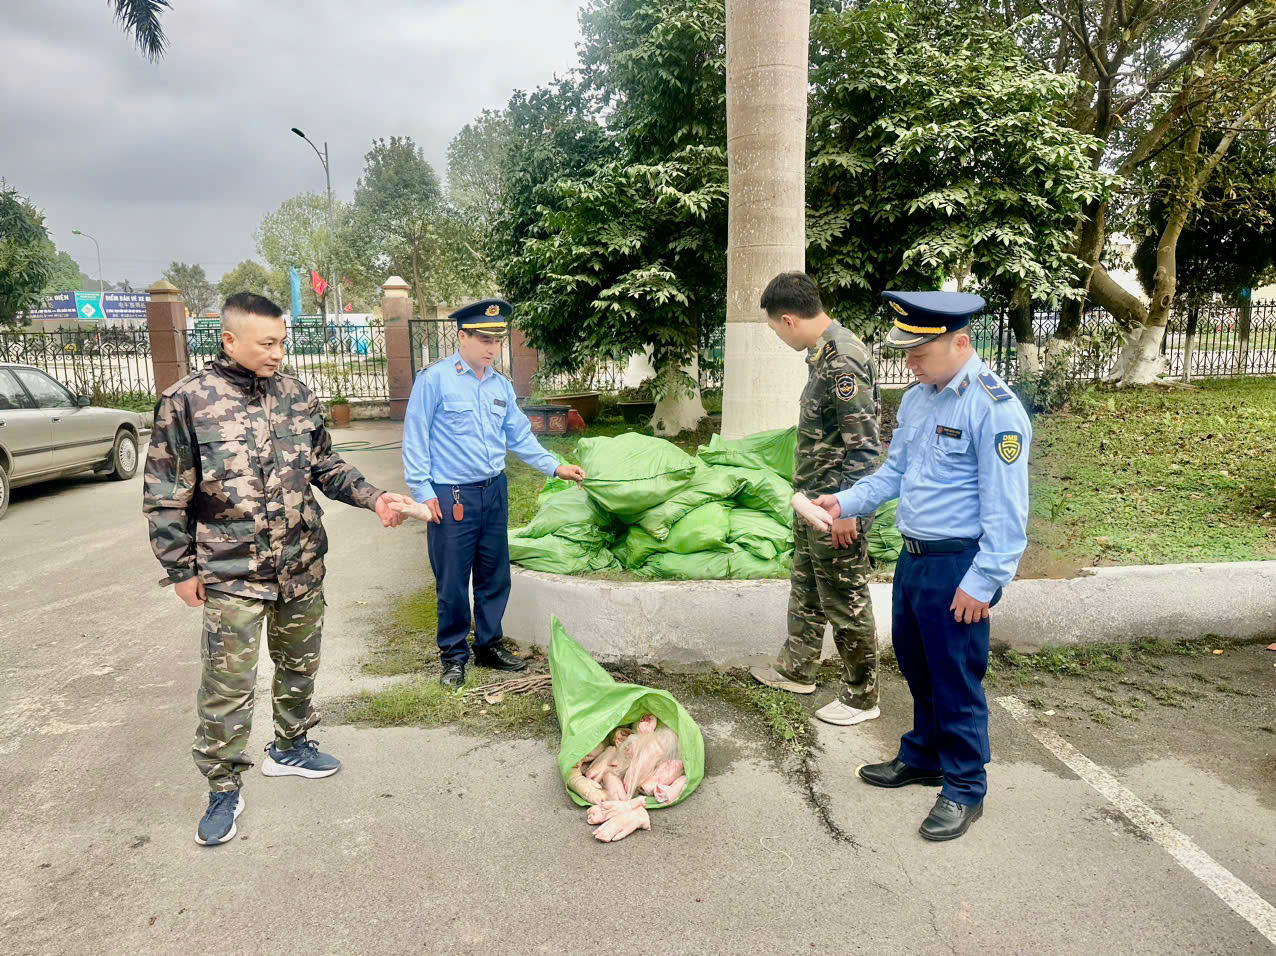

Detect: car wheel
[0,461,9,520]
[108,429,139,481]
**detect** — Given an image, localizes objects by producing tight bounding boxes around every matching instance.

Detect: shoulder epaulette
[160,367,206,398]
[978,370,1012,402]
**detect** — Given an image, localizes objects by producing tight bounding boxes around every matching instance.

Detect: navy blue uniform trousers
[425,473,511,664]
[892,545,1000,805]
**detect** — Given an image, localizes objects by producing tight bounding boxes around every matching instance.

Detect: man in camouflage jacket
[750,272,885,728]
[143,292,408,846]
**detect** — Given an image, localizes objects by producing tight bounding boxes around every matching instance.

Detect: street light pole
[70,229,103,298]
[290,127,343,319]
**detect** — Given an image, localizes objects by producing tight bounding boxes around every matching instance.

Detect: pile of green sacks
[509,427,904,580]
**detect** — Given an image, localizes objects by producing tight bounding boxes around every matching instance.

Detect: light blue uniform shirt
[834,351,1032,603]
[402,352,559,502]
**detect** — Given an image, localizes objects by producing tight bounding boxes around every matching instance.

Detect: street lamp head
[72,229,82,235]
[291,127,306,138]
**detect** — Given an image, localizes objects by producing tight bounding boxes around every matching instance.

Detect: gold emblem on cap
[889,301,908,316]
[485,304,501,317]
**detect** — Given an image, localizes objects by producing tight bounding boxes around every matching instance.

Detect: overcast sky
[0,0,583,285]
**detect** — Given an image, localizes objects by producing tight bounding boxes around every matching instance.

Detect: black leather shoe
[919,796,983,841]
[857,758,945,789]
[440,661,466,689]
[472,642,528,672]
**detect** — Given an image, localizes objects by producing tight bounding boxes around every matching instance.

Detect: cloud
[1,0,582,282]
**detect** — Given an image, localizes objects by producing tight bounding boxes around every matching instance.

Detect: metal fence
[408,319,515,378]
[0,327,156,399]
[187,320,388,402]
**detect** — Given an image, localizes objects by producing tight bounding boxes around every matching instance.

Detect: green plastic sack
[508,532,620,575]
[867,498,903,564]
[728,508,794,561]
[614,502,731,568]
[718,466,793,526]
[633,463,747,539]
[549,617,703,809]
[576,433,697,519]
[521,486,612,540]
[636,549,733,580]
[536,453,575,504]
[727,546,792,580]
[696,427,797,481]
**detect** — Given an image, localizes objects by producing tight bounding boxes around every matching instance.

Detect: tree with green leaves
[255,192,346,316]
[447,110,513,245]
[161,260,216,317]
[0,186,56,327]
[497,0,727,434]
[44,250,83,294]
[347,136,490,320]
[110,0,171,61]
[216,259,285,305]
[805,1,1111,374]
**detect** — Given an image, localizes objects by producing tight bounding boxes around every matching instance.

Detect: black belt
[450,473,504,489]
[902,536,979,556]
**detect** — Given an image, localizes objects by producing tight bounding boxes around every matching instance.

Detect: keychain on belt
[451,486,464,522]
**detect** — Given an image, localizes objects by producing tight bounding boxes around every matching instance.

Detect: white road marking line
[996,694,1276,946]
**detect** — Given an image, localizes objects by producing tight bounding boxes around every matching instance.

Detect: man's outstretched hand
[556,464,586,485]
[175,576,205,607]
[389,495,442,523]
[374,492,412,528]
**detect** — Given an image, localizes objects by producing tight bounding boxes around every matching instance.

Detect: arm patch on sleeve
[835,374,857,400]
[995,431,1023,464]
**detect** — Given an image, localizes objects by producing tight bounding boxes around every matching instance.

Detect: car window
[0,369,35,410]
[12,368,76,409]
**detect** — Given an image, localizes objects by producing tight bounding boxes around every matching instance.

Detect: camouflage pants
[193,587,324,792]
[778,518,879,709]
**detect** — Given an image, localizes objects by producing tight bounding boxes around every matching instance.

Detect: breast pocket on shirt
[441,400,477,436]
[927,434,974,481]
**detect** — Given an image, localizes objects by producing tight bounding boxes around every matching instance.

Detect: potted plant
[328,376,352,428]
[616,380,656,425]
[547,363,602,423]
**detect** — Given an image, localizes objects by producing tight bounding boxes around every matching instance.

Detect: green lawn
[1027,378,1276,568]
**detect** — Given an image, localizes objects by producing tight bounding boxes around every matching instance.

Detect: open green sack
[696,427,798,481]
[866,497,903,564]
[549,617,704,809]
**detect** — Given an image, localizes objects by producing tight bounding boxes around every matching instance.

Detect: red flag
[311,270,329,298]
[343,303,353,312]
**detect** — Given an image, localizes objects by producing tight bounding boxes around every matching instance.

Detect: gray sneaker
[262,737,341,779]
[196,790,244,846]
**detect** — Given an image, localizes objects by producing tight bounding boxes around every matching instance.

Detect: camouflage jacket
[142,352,384,602]
[794,320,883,497]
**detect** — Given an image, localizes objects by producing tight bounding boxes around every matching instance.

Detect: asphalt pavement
[1,421,1273,955]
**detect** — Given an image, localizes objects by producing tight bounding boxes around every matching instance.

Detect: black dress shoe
[857,758,946,789]
[440,660,466,688]
[472,642,528,672]
[919,795,983,841]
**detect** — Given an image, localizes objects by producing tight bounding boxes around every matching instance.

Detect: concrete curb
[505,560,1276,666]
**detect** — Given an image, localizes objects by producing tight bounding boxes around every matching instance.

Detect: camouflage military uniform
[776,321,884,708]
[143,352,384,792]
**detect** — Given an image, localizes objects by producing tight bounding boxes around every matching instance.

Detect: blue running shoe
[262,737,341,779]
[196,790,243,846]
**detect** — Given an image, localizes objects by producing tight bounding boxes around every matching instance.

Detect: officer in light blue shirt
[803,290,1031,842]
[401,298,585,688]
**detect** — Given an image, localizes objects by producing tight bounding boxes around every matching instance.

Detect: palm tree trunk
[721,0,811,439]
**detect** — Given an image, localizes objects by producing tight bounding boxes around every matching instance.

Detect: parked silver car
[0,362,146,519]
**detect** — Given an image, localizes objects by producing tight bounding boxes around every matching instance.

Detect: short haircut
[221,292,283,334]
[760,272,824,319]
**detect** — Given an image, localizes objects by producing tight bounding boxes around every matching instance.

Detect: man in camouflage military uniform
[143,292,410,846]
[750,272,885,728]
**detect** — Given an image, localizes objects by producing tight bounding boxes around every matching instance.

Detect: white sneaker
[815,701,881,727]
[749,665,816,695]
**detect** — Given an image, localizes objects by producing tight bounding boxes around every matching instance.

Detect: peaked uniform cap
[883,291,986,349]
[450,298,511,336]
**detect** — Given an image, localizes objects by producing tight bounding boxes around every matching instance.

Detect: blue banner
[31,291,150,321]
[290,267,302,320]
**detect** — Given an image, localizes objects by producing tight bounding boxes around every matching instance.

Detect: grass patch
[344,669,557,736]
[1027,378,1276,565]
[361,586,438,676]
[986,636,1218,689]
[687,671,813,759]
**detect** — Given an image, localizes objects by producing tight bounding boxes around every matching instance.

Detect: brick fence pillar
[509,326,539,399]
[146,279,190,394]
[382,275,413,420]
